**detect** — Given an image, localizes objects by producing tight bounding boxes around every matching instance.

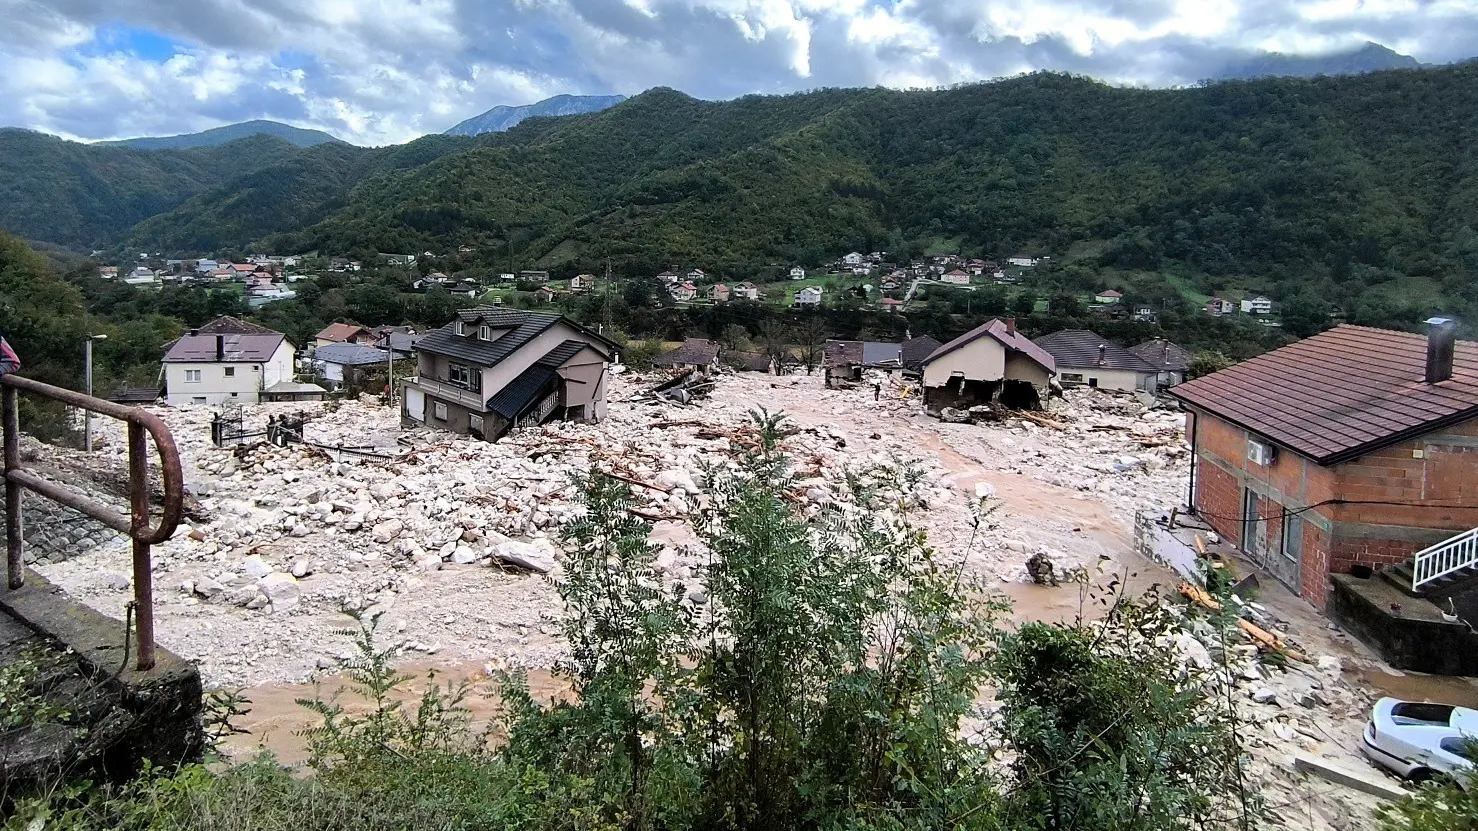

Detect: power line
[1194,497,1478,526]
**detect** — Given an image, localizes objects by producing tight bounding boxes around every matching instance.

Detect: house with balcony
[401,307,617,442]
[1169,321,1478,673]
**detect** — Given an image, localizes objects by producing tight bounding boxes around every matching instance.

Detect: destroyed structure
[653,339,720,376]
[1171,321,1478,672]
[1034,329,1163,393]
[402,307,617,441]
[1129,338,1192,389]
[918,318,1053,412]
[161,323,296,406]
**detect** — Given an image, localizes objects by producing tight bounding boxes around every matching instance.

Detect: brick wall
[1189,408,1478,610]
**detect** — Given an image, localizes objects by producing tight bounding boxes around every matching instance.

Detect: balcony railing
[407,375,485,410]
[1,375,184,670]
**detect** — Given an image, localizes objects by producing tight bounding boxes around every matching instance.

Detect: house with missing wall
[653,339,721,376]
[402,307,617,442]
[161,320,296,406]
[1130,339,1193,388]
[1169,321,1478,672]
[918,319,1055,412]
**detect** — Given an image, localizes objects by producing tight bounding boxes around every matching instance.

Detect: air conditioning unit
[1247,439,1277,467]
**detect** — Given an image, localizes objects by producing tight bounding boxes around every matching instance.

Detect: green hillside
[5,67,1478,327]
[99,119,347,150]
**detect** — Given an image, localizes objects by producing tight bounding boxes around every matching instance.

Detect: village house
[1033,330,1161,393]
[402,307,616,442]
[1094,289,1124,304]
[823,340,912,387]
[314,322,376,348]
[795,286,823,308]
[371,325,423,358]
[99,266,118,280]
[900,335,943,376]
[919,318,1054,412]
[657,270,682,284]
[534,286,557,304]
[732,282,760,301]
[941,269,971,285]
[161,319,296,406]
[708,283,730,303]
[1206,298,1236,316]
[570,274,597,293]
[1007,255,1039,268]
[1169,322,1478,637]
[789,266,806,280]
[193,259,218,274]
[310,343,389,390]
[686,269,706,283]
[842,252,863,266]
[1133,305,1157,322]
[879,298,905,313]
[124,266,160,286]
[1129,339,1193,388]
[967,259,986,275]
[518,270,550,283]
[654,338,721,376]
[669,282,697,302]
[1241,295,1274,315]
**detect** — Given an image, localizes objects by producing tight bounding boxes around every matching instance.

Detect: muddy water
[1359,668,1478,709]
[221,662,568,767]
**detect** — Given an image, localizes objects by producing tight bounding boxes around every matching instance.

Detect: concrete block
[1290,752,1408,801]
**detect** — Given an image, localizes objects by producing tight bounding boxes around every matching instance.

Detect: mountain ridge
[100,119,347,150]
[444,94,628,136]
[1213,41,1422,81]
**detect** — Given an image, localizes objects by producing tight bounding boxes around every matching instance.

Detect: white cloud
[0,0,1475,145]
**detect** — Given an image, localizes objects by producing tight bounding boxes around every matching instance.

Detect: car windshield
[1391,702,1457,725]
[1440,737,1476,762]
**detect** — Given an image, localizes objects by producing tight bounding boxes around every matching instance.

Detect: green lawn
[1162,272,1213,306]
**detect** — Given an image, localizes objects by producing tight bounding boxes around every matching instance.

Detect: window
[455,321,468,336]
[1282,515,1304,563]
[1440,737,1475,761]
[191,396,207,404]
[433,402,448,421]
[448,363,479,391]
[224,367,235,377]
[469,413,484,434]
[184,369,202,383]
[479,325,491,341]
[230,392,238,398]
[1087,377,1099,388]
[1060,373,1084,383]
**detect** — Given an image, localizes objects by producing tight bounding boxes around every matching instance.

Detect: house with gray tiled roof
[402,307,618,441]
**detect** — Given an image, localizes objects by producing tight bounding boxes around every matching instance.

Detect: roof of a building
[727,351,774,372]
[1097,289,1123,297]
[1130,339,1194,372]
[900,335,943,369]
[264,381,328,395]
[535,340,590,369]
[315,322,370,343]
[1033,330,1158,372]
[419,308,615,367]
[107,387,160,404]
[1170,325,1478,465]
[487,365,558,421]
[823,340,864,368]
[163,332,287,363]
[196,316,275,335]
[654,338,719,367]
[924,319,1055,373]
[313,343,389,366]
[862,341,901,365]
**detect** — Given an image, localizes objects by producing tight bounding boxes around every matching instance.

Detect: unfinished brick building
[1170,321,1478,609]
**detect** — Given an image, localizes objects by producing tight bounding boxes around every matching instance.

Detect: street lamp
[84,334,108,452]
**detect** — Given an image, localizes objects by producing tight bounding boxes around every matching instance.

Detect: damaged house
[918,318,1054,412]
[823,340,906,387]
[402,307,617,442]
[1034,329,1162,393]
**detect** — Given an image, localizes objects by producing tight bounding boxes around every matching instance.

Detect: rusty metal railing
[1,374,184,670]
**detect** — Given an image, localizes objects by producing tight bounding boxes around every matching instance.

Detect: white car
[1361,697,1477,787]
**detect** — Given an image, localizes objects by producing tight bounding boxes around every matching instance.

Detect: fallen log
[1178,582,1306,661]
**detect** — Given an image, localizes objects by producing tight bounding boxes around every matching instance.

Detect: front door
[1241,487,1267,558]
[405,387,425,423]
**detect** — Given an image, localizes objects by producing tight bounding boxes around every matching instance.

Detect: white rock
[193,578,225,599]
[259,572,301,612]
[290,522,310,538]
[415,554,443,572]
[240,556,273,579]
[450,545,479,565]
[491,540,555,574]
[654,470,700,494]
[105,572,131,591]
[290,559,312,579]
[245,594,269,610]
[1250,687,1278,705]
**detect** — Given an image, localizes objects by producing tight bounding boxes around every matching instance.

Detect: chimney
[215,334,225,362]
[1426,317,1456,384]
[1097,344,1107,366]
[188,328,199,338]
[1004,317,1016,335]
[1162,341,1171,365]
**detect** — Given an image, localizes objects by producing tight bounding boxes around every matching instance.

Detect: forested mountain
[444,94,627,136]
[0,130,303,248]
[5,66,1478,328]
[1214,42,1421,81]
[100,120,347,150]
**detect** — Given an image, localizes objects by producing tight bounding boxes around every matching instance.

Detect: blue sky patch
[83,24,188,62]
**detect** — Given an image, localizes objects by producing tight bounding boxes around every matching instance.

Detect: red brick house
[1170,321,1478,609]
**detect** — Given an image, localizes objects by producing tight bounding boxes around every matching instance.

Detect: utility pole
[83,333,108,451]
[384,334,395,405]
[602,257,615,335]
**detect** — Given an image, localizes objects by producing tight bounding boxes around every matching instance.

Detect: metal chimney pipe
[1097,344,1107,366]
[1426,317,1456,384]
[215,334,225,362]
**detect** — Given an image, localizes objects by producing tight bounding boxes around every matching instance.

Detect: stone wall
[0,480,125,566]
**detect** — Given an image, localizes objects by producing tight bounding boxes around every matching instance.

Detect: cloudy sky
[2,0,1474,146]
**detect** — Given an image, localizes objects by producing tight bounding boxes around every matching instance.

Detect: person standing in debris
[0,336,20,377]
[874,381,882,402]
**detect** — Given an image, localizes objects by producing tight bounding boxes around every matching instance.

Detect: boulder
[240,556,273,579]
[259,572,301,612]
[450,545,479,565]
[371,519,404,543]
[193,578,225,599]
[415,554,443,572]
[290,559,312,579]
[939,408,972,424]
[654,470,700,494]
[491,540,555,574]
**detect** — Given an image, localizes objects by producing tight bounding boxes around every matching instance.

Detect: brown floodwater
[1359,668,1478,709]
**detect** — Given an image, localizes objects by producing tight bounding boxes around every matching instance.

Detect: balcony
[406,375,485,411]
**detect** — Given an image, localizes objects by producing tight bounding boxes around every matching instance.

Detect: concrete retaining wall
[0,481,124,565]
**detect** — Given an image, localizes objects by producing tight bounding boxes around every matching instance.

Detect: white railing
[1413,527,1478,591]
[408,376,484,411]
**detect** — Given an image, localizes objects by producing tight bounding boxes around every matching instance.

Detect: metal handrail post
[4,387,20,590]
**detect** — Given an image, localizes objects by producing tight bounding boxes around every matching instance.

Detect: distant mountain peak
[100,120,347,150]
[444,94,626,137]
[1215,41,1421,81]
